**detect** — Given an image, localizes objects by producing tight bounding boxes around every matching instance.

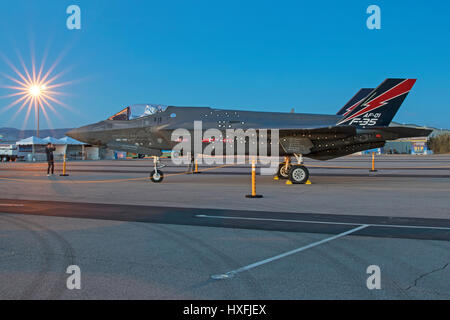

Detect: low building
[382,123,450,155]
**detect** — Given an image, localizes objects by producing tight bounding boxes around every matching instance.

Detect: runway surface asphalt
[0,155,449,299]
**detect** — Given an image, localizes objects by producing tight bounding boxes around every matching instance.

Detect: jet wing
[371,126,433,139]
[278,125,357,138]
[277,125,431,139]
[275,126,356,155]
[274,126,431,156]
[106,141,162,156]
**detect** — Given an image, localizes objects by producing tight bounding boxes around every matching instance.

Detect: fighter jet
[67,78,432,184]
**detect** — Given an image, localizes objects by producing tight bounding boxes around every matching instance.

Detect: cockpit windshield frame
[108,104,168,121]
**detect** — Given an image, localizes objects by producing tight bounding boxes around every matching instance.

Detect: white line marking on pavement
[196,214,450,231]
[0,204,24,207]
[210,224,370,280]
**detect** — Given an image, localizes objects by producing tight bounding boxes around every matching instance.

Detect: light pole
[29,85,45,161]
[29,85,45,138]
[36,99,40,138]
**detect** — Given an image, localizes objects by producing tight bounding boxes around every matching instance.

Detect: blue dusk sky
[0,0,449,130]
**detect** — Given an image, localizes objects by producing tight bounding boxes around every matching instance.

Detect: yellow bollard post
[251,161,256,196]
[245,158,263,198]
[369,152,377,173]
[193,157,201,174]
[60,154,69,176]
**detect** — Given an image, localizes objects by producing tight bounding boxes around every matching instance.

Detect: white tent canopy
[58,136,86,145]
[43,136,63,145]
[14,136,92,161]
[16,136,47,145]
[16,136,85,145]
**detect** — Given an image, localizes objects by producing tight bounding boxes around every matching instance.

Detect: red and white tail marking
[338,79,416,125]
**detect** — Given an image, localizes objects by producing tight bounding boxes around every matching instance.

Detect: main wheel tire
[288,165,309,184]
[277,162,289,179]
[150,169,164,183]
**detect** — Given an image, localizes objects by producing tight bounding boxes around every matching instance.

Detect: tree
[428,134,450,154]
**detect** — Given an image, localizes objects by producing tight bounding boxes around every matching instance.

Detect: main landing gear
[150,156,165,183]
[275,154,310,184]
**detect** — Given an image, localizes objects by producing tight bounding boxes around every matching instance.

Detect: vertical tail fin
[336,88,373,116]
[337,78,416,127]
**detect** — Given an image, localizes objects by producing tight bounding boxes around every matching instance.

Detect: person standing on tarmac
[45,142,56,176]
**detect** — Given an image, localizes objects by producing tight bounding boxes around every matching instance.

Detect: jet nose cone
[66,125,93,144]
[66,122,105,145]
[66,128,83,141]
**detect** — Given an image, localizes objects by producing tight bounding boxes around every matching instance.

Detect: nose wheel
[150,156,164,183]
[150,169,164,183]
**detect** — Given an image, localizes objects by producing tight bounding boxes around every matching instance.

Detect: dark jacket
[45,146,56,161]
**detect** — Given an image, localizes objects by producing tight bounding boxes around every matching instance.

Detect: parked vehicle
[0,144,18,162]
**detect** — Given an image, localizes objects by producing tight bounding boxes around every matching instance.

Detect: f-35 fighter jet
[67,78,432,184]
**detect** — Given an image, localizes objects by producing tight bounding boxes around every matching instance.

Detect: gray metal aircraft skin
[67,79,432,160]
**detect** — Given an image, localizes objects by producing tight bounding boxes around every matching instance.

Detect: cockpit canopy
[108,104,168,121]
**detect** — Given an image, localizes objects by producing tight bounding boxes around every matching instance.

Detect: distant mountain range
[0,127,73,143]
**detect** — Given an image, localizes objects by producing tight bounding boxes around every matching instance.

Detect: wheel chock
[273,176,279,180]
[285,180,293,185]
[305,180,312,184]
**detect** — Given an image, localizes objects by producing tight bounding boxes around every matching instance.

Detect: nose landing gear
[150,156,165,183]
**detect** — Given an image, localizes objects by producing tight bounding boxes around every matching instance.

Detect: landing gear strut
[275,154,310,184]
[276,156,291,179]
[150,156,164,183]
